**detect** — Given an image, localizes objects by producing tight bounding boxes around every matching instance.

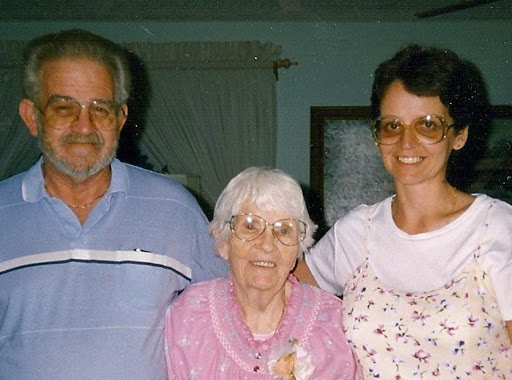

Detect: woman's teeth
[252,261,276,267]
[398,156,423,164]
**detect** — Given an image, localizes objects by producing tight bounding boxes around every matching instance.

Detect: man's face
[35,57,127,180]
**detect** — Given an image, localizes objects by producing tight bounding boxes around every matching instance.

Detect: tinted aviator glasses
[227,213,307,246]
[36,97,123,130]
[372,115,455,145]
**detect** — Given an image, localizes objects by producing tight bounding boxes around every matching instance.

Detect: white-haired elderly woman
[165,167,356,379]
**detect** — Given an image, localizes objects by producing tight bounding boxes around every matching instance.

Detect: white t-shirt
[307,194,512,320]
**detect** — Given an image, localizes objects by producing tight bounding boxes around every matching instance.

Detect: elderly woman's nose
[258,227,277,249]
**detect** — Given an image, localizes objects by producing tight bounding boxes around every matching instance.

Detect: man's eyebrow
[46,94,75,102]
[46,95,116,104]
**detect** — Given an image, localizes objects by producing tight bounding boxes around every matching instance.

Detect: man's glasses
[36,97,123,130]
[227,213,306,246]
[372,115,455,145]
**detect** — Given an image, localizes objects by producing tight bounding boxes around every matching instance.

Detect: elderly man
[0,29,227,379]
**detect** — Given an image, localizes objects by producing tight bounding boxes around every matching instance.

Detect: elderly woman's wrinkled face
[217,204,300,294]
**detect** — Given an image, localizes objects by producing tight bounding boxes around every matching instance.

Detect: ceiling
[1,0,511,22]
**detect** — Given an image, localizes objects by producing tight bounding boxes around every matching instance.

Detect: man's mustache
[60,133,104,146]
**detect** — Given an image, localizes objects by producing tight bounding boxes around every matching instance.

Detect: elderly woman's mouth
[252,261,277,268]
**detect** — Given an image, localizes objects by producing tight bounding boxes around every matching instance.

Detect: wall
[1,20,511,186]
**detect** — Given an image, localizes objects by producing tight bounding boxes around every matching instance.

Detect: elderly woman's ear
[212,230,230,261]
[216,242,229,261]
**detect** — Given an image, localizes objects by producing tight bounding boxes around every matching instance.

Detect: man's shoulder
[0,171,24,189]
[123,162,173,181]
[121,163,198,203]
[0,171,25,207]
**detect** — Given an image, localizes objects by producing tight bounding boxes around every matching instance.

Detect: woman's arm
[507,320,512,344]
[293,260,318,287]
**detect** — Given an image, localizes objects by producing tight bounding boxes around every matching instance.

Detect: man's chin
[46,156,113,181]
[38,134,118,181]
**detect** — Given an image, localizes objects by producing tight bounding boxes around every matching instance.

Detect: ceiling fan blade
[415,0,500,18]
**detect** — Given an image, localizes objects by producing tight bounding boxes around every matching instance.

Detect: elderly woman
[165,167,356,379]
[296,45,512,378]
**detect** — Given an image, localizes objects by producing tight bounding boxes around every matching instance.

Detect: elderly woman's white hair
[209,167,316,258]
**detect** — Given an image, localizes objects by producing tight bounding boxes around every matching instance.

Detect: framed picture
[310,105,512,233]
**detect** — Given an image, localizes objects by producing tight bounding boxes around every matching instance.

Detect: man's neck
[43,162,112,224]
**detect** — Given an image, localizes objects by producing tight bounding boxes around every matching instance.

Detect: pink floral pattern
[165,275,356,379]
[342,258,512,379]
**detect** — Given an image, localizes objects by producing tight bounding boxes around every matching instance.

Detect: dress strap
[362,204,374,259]
[474,199,496,259]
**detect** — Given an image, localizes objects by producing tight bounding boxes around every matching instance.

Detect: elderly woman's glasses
[372,115,454,145]
[36,97,122,130]
[228,213,306,246]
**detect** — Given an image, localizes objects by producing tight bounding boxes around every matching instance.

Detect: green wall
[2,20,511,185]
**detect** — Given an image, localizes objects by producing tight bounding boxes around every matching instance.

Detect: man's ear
[117,104,128,133]
[453,126,469,151]
[19,98,39,137]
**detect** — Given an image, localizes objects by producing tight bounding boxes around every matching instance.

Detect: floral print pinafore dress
[342,201,512,379]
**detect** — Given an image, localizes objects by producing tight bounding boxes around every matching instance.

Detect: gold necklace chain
[44,184,107,209]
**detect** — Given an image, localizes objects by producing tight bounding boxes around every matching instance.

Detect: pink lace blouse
[165,275,356,379]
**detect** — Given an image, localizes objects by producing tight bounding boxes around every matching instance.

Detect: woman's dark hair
[371,45,489,130]
[371,44,491,190]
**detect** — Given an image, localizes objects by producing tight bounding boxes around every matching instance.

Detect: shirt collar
[22,157,128,203]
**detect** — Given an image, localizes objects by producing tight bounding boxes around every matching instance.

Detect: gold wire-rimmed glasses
[36,96,123,130]
[372,114,455,145]
[227,213,306,246]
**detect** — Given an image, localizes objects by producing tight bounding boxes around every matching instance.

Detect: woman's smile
[251,260,277,268]
[397,156,424,164]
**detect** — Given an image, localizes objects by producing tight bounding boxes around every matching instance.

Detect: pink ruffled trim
[209,274,321,374]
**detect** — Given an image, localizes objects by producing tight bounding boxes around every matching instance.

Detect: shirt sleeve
[189,211,229,283]
[164,282,211,379]
[482,198,512,321]
[306,205,369,296]
[164,303,184,380]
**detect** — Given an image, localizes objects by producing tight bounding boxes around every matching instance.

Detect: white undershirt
[307,194,512,320]
[252,331,275,341]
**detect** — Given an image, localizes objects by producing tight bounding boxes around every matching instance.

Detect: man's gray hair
[22,28,131,104]
[209,167,317,258]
